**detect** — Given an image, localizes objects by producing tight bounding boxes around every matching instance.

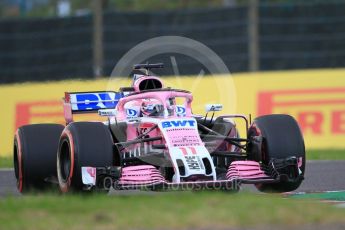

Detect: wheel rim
[13,143,19,181]
[14,133,23,192]
[59,139,71,182]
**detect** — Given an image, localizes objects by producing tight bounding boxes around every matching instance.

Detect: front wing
[81,157,303,192]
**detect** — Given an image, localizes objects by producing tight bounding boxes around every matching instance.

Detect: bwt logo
[71,92,122,111]
[258,88,345,134]
[162,120,196,128]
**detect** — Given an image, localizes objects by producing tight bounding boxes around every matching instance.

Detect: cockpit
[117,88,193,120]
[118,63,191,119]
[123,92,190,119]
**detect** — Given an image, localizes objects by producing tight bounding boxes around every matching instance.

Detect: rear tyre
[57,122,114,193]
[248,114,305,193]
[14,124,64,193]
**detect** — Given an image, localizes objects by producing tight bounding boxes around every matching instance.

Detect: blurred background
[0,0,345,156]
[0,0,345,82]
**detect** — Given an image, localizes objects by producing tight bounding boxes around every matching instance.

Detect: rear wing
[63,91,123,123]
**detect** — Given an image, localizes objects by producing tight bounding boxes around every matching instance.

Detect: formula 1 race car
[14,63,305,193]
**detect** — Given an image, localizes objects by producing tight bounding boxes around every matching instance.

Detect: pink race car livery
[14,63,305,193]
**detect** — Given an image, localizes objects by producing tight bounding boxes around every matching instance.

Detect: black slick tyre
[14,124,64,193]
[248,114,305,193]
[57,122,114,193]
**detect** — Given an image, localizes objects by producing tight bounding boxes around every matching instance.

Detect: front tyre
[248,114,306,193]
[57,122,114,193]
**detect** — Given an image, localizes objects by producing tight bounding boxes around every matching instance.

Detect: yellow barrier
[1,69,345,156]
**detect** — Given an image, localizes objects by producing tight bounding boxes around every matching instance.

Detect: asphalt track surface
[1,160,345,196]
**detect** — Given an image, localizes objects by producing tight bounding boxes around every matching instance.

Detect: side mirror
[205,104,223,112]
[98,109,117,117]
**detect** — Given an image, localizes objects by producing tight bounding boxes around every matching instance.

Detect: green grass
[0,156,12,168]
[307,149,345,160]
[0,192,344,230]
[1,149,344,168]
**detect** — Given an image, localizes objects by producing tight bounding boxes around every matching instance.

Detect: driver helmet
[140,99,164,117]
